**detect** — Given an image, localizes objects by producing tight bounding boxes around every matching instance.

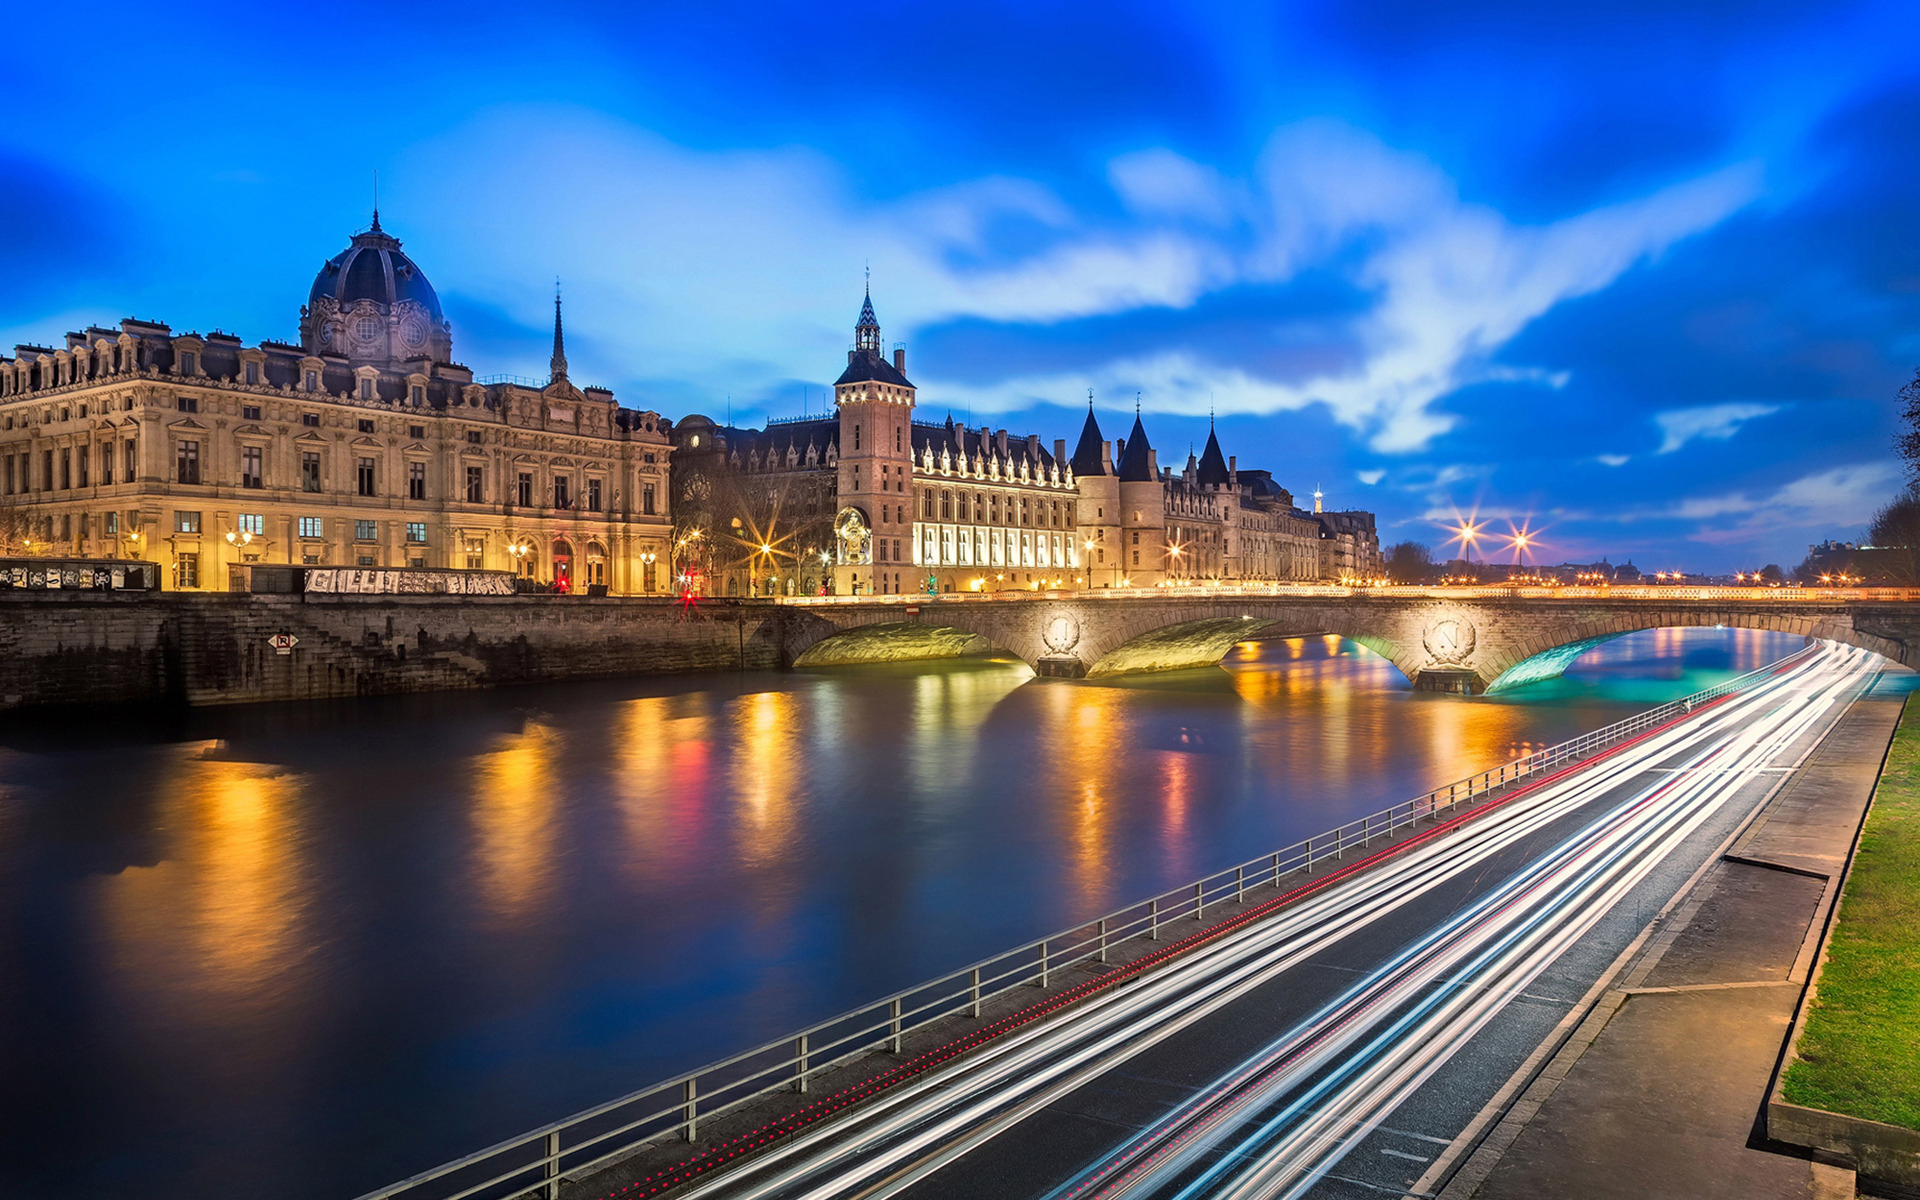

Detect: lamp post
[640,549,656,592]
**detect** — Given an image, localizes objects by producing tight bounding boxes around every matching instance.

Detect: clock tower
[832,286,916,594]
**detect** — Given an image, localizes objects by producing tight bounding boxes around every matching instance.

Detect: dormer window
[179,352,196,375]
[304,369,318,391]
[359,378,373,400]
[245,362,260,385]
[410,385,424,405]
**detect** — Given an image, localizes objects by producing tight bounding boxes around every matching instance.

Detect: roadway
[666,641,1882,1200]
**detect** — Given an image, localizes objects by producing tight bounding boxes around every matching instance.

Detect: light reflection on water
[0,627,1821,1200]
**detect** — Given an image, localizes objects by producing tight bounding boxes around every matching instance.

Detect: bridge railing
[351,645,1819,1200]
[775,584,1920,604]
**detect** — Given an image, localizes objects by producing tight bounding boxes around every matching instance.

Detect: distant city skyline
[5,0,1918,570]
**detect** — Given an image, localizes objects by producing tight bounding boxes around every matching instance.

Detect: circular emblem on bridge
[1042,611,1082,655]
[1422,617,1477,666]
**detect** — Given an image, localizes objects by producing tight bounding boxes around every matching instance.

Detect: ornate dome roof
[307,216,443,322]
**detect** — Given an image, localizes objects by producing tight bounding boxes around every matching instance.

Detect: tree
[1897,369,1920,479]
[1869,485,1920,583]
[1385,540,1436,583]
[1758,563,1785,585]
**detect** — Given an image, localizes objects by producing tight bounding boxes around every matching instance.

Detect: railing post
[1306,841,1314,873]
[682,1077,698,1143]
[1194,881,1205,921]
[889,997,903,1053]
[1038,940,1049,989]
[1272,851,1282,886]
[1235,865,1245,903]
[1098,917,1108,963]
[795,1034,809,1093]
[544,1130,561,1200]
[1149,898,1159,940]
[970,967,982,1018]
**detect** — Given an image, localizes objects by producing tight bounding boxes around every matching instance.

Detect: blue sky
[5,0,1919,571]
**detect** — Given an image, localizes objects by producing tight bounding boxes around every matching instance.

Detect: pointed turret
[1116,413,1156,481]
[1195,425,1230,486]
[1069,401,1108,476]
[855,285,881,355]
[549,282,568,384]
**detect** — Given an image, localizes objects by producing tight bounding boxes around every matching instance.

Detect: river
[0,627,1809,1199]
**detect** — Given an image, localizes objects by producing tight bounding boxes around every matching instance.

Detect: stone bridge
[776,587,1920,693]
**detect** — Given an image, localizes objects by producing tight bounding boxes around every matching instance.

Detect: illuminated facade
[671,291,1380,594]
[0,215,673,592]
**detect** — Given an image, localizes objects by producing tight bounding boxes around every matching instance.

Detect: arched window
[941,491,952,520]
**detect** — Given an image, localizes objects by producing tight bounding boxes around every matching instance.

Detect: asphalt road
[673,642,1880,1200]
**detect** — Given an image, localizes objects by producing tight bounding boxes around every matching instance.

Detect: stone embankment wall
[0,592,784,711]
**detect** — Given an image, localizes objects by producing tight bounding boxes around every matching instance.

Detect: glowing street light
[1446,516,1487,564]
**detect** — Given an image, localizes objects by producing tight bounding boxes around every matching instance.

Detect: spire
[549,279,568,384]
[1196,424,1230,486]
[1070,401,1108,476]
[371,169,382,232]
[1117,411,1156,481]
[855,279,881,354]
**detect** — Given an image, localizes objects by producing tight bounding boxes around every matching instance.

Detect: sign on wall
[304,568,516,596]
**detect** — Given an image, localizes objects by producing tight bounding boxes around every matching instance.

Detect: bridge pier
[1412,668,1487,695]
[1034,656,1088,679]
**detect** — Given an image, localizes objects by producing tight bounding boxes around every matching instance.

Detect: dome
[307,216,444,323]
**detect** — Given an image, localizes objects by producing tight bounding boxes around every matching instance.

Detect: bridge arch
[792,621,1006,668]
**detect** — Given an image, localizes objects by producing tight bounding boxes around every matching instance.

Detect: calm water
[0,627,1807,1199]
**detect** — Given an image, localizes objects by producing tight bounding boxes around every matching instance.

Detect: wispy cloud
[1653,402,1784,454]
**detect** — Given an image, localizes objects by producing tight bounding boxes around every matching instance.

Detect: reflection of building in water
[670,288,1380,596]
[0,213,673,593]
[470,723,562,923]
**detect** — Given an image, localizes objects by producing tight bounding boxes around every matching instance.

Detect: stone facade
[0,216,674,594]
[669,291,1381,596]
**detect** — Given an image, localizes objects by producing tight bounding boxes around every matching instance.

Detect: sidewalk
[1434,691,1907,1200]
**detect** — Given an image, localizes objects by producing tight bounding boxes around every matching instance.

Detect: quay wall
[0,592,784,711]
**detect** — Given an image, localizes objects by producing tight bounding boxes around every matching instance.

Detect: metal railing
[774,583,1920,605]
[354,646,1815,1200]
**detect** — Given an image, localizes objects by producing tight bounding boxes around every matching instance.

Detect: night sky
[5,0,1918,571]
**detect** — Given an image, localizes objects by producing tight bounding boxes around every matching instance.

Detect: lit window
[174,511,201,534]
[298,517,323,538]
[237,513,264,535]
[405,522,426,544]
[354,520,378,541]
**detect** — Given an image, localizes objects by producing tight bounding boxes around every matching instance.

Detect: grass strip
[1783,691,1920,1130]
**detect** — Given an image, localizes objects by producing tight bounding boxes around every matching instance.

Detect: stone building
[670,289,1379,594]
[0,215,673,592]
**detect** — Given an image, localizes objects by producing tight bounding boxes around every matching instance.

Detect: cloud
[1653,402,1784,453]
[407,109,1763,453]
[1596,453,1630,467]
[1357,468,1386,484]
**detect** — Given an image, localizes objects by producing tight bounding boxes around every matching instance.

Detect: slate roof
[1116,414,1156,481]
[1069,406,1108,476]
[1196,427,1230,486]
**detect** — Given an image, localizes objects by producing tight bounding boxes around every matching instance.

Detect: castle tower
[832,285,915,593]
[1115,407,1166,585]
[1070,397,1122,586]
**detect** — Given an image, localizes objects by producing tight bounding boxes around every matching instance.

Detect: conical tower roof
[1117,413,1156,481]
[1196,426,1230,485]
[1069,405,1108,476]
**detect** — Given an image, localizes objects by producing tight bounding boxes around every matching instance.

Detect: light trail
[668,643,1875,1200]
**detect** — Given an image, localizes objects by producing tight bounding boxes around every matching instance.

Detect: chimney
[1054,438,1066,464]
[996,429,1009,456]
[1027,433,1040,460]
[894,347,906,373]
[1229,454,1238,486]
[847,349,856,364]
[1103,439,1113,471]
[1148,449,1159,478]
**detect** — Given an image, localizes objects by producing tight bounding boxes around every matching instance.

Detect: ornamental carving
[1422,616,1477,666]
[833,506,871,565]
[1042,611,1081,655]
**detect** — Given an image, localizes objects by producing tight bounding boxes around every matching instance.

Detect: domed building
[0,213,675,594]
[300,215,453,366]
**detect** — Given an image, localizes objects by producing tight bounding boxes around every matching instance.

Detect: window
[642,483,656,515]
[405,522,426,544]
[59,448,70,489]
[177,394,197,412]
[356,457,376,496]
[302,411,320,426]
[303,554,321,565]
[467,429,482,444]
[242,445,263,488]
[3,456,11,494]
[409,424,425,440]
[410,386,424,406]
[1132,530,1140,544]
[853,424,861,451]
[466,550,485,570]
[357,555,376,567]
[299,516,323,538]
[125,439,136,480]
[303,370,318,392]
[554,476,570,509]
[358,419,375,433]
[941,491,952,519]
[175,511,201,533]
[643,452,656,463]
[465,466,484,503]
[106,511,119,535]
[355,316,381,342]
[517,472,533,507]
[301,451,321,493]
[242,404,261,420]
[179,352,196,376]
[923,491,934,520]
[359,378,373,400]
[245,362,259,386]
[354,520,378,541]
[587,478,602,512]
[407,461,425,500]
[237,513,264,536]
[176,440,200,484]
[77,445,87,488]
[41,449,51,490]
[173,553,199,589]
